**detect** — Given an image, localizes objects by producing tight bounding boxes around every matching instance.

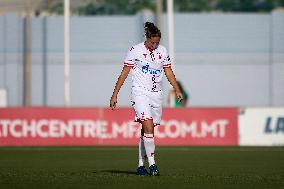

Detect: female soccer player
[110,22,183,176]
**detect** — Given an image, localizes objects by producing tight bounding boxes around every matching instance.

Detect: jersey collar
[144,42,154,53]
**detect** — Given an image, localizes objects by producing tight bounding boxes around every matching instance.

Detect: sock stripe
[143,133,154,138]
[143,135,154,138]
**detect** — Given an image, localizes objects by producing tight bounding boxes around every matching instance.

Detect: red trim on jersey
[163,64,171,68]
[124,62,134,67]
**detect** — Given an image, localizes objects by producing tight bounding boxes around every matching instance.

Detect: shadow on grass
[93,170,136,175]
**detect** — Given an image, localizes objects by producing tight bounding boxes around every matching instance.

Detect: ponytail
[144,22,161,39]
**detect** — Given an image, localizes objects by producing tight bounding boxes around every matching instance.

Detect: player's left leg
[141,119,160,176]
[144,90,163,176]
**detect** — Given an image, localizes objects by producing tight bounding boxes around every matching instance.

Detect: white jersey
[124,42,171,92]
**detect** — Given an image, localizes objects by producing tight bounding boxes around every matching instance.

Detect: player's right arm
[110,66,132,110]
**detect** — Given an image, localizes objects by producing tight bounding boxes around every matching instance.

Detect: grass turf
[0,147,283,189]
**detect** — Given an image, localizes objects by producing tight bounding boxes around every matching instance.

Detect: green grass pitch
[0,147,283,189]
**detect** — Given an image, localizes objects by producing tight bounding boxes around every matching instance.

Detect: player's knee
[142,121,154,134]
[144,127,154,134]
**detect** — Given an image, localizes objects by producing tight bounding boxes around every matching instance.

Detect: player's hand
[110,95,117,110]
[176,91,184,103]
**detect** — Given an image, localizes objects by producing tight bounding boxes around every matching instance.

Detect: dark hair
[144,22,161,39]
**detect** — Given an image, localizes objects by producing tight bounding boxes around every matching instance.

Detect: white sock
[138,136,147,167]
[143,133,155,166]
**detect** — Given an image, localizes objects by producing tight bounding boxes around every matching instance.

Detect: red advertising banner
[0,107,238,146]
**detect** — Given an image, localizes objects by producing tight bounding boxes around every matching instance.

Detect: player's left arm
[164,67,183,102]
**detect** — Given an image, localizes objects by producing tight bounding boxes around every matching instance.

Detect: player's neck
[144,42,154,52]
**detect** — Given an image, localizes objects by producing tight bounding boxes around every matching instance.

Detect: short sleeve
[123,46,136,67]
[162,50,171,68]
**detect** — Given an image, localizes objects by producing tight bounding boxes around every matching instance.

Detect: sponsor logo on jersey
[142,64,162,75]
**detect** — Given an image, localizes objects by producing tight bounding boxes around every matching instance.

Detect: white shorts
[131,86,163,126]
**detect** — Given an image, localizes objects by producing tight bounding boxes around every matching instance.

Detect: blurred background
[0,0,284,108]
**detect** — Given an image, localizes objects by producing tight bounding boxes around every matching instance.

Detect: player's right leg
[136,127,149,176]
[138,128,147,167]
